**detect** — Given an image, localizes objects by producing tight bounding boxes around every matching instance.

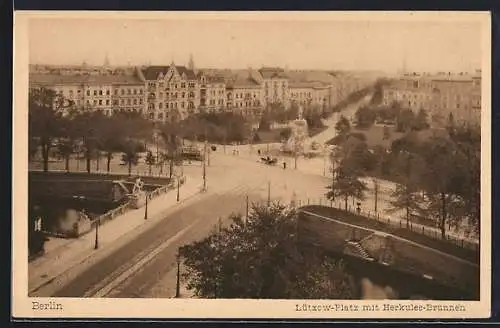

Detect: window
[166,103,169,109]
[139,99,143,105]
[87,100,91,105]
[94,100,97,105]
[87,90,90,96]
[114,89,118,95]
[182,92,185,98]
[181,102,185,108]
[158,113,163,120]
[159,103,163,109]
[128,89,131,95]
[98,90,102,96]
[127,99,131,105]
[181,83,186,88]
[133,99,137,105]
[140,89,143,94]
[106,90,110,96]
[114,100,118,105]
[121,89,125,95]
[99,100,103,105]
[94,90,98,96]
[120,99,124,105]
[134,89,137,95]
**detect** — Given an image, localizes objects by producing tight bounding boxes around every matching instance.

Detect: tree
[120,139,141,176]
[335,115,351,137]
[98,114,126,174]
[29,87,66,172]
[145,150,156,176]
[279,127,292,141]
[72,110,108,174]
[448,123,481,233]
[56,138,75,173]
[159,122,182,180]
[419,136,465,239]
[258,111,271,132]
[370,79,385,105]
[326,164,368,211]
[414,108,430,131]
[395,108,415,133]
[179,203,353,299]
[382,125,391,140]
[354,106,376,129]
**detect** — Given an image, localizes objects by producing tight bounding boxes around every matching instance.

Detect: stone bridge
[29,171,171,203]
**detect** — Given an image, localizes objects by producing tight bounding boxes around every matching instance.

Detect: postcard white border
[12,11,492,319]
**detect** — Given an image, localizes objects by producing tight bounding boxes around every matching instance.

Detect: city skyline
[28,12,483,73]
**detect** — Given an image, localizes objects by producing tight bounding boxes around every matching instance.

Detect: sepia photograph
[12,11,491,319]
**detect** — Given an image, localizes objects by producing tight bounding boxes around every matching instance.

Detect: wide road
[309,93,373,145]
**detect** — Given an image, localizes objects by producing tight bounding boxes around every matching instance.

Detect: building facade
[140,63,199,122]
[226,73,263,116]
[30,58,376,123]
[289,81,330,109]
[258,67,290,108]
[29,73,145,116]
[382,72,481,124]
[197,71,226,113]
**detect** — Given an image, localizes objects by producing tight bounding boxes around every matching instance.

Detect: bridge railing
[89,179,180,233]
[292,196,479,251]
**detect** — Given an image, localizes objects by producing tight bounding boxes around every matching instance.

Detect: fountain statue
[130,177,147,209]
[282,105,309,154]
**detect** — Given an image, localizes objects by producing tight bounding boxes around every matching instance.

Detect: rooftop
[29,73,144,86]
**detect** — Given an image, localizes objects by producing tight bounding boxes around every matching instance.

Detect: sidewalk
[28,176,204,294]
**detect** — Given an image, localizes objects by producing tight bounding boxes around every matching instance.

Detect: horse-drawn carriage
[260,157,278,165]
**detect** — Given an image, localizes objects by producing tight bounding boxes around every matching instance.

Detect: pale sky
[28,14,483,73]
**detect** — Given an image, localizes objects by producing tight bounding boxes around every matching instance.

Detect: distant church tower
[104,53,110,68]
[188,54,195,71]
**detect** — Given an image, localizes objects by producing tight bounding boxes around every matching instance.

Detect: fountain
[282,106,309,154]
[129,177,147,209]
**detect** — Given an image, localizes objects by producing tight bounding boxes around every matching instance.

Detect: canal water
[29,195,124,231]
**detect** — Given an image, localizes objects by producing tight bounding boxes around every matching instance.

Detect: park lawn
[300,205,479,264]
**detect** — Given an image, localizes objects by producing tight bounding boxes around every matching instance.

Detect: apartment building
[197,71,226,113]
[382,72,481,124]
[226,71,263,116]
[289,81,330,109]
[30,58,375,122]
[29,72,145,116]
[258,67,290,108]
[140,62,199,122]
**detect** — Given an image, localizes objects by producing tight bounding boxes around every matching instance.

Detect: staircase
[346,241,375,262]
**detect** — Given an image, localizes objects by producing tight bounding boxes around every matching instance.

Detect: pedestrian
[283,161,287,169]
[258,149,261,156]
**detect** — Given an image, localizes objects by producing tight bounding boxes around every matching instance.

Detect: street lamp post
[144,192,148,220]
[177,177,180,202]
[203,141,207,192]
[94,217,99,250]
[267,181,271,207]
[175,251,181,298]
[245,194,249,224]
